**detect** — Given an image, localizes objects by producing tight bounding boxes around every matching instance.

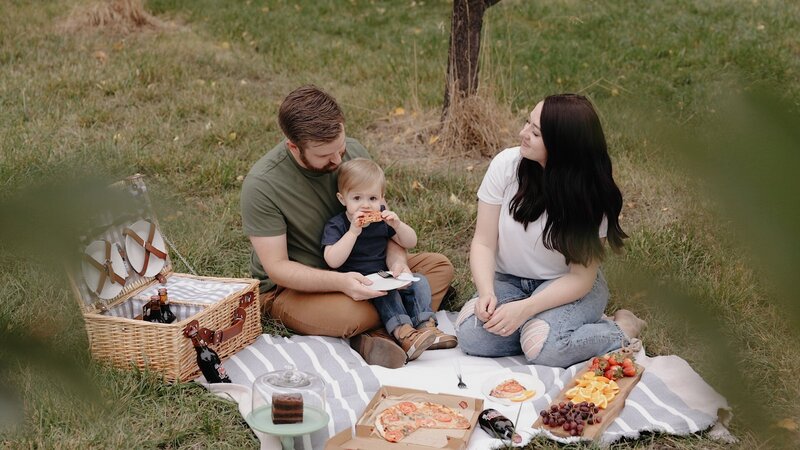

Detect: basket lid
[68,174,173,314]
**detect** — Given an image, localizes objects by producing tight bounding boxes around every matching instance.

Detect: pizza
[356,210,383,226]
[374,401,471,443]
[490,378,531,399]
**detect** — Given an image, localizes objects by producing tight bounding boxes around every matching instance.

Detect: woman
[456,94,645,368]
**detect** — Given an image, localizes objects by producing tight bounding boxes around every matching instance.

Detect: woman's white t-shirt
[477,147,608,280]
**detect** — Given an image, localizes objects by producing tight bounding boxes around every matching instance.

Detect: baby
[322,158,457,363]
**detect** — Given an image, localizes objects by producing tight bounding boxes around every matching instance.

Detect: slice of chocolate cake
[272,393,304,424]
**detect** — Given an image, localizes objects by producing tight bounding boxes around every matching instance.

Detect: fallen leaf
[112,41,124,51]
[449,193,463,205]
[393,107,406,116]
[236,175,244,182]
[411,180,426,191]
[466,165,474,172]
[228,131,237,141]
[776,418,798,431]
[611,88,620,96]
[220,41,230,50]
[92,50,108,63]
[428,134,440,145]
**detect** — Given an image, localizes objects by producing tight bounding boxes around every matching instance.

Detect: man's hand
[388,260,411,277]
[340,272,385,301]
[475,293,497,322]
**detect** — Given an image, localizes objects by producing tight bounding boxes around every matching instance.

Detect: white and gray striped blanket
[206,311,734,449]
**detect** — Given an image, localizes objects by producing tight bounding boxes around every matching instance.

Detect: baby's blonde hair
[337,158,386,194]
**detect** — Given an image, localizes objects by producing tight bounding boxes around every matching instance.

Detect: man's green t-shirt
[240,137,370,292]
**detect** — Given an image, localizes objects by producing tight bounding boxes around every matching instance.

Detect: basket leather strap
[182,291,255,345]
[123,220,167,276]
[83,240,127,296]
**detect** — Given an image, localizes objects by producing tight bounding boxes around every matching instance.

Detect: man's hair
[278,85,345,149]
[337,158,385,194]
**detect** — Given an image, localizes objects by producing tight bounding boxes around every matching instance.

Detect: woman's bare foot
[613,309,646,339]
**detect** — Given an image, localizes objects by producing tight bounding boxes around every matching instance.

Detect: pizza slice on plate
[490,378,535,401]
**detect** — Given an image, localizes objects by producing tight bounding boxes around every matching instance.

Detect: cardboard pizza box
[325,385,484,450]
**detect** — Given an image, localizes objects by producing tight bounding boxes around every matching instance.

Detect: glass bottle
[478,409,522,444]
[142,295,166,323]
[143,295,166,323]
[190,332,232,383]
[158,288,176,323]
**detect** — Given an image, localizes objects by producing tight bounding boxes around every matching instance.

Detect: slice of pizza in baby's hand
[356,210,383,226]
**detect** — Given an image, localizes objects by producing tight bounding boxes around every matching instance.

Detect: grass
[1,0,799,448]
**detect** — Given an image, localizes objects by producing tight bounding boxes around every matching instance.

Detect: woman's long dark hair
[509,94,627,266]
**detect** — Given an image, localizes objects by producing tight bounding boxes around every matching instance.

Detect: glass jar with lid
[247,365,329,449]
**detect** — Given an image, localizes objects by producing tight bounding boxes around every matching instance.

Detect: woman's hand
[483,300,531,336]
[474,293,497,322]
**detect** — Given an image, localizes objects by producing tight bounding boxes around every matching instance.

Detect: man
[241,85,454,368]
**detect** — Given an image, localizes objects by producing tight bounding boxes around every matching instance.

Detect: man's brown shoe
[394,324,436,361]
[349,328,408,369]
[417,318,458,350]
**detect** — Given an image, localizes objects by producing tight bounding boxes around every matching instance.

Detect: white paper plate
[125,219,166,277]
[82,240,128,299]
[364,272,412,291]
[480,371,545,406]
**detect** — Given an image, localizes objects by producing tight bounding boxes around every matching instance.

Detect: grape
[540,398,603,436]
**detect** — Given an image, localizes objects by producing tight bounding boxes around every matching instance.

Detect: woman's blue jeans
[372,273,435,334]
[456,271,626,368]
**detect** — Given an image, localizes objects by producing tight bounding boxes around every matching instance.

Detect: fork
[455,359,467,389]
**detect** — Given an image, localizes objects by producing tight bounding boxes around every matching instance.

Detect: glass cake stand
[247,365,328,450]
[246,405,329,450]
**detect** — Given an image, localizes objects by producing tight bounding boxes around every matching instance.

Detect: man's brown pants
[258,253,454,338]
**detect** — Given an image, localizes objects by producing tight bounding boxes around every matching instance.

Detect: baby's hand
[349,212,365,235]
[381,210,401,228]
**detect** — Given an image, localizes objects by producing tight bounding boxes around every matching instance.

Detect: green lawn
[1,0,799,448]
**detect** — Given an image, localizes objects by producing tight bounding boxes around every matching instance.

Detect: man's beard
[299,149,342,173]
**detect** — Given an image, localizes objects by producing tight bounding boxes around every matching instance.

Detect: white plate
[82,240,128,299]
[480,371,545,406]
[125,219,167,277]
[364,272,412,291]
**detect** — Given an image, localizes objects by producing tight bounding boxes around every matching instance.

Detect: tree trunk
[442,0,501,120]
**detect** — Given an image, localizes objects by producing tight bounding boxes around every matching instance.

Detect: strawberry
[622,357,634,369]
[604,366,624,380]
[607,354,620,366]
[623,366,637,377]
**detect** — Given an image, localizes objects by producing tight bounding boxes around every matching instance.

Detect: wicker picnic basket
[67,174,261,382]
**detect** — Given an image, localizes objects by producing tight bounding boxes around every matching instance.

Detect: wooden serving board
[532,363,644,440]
